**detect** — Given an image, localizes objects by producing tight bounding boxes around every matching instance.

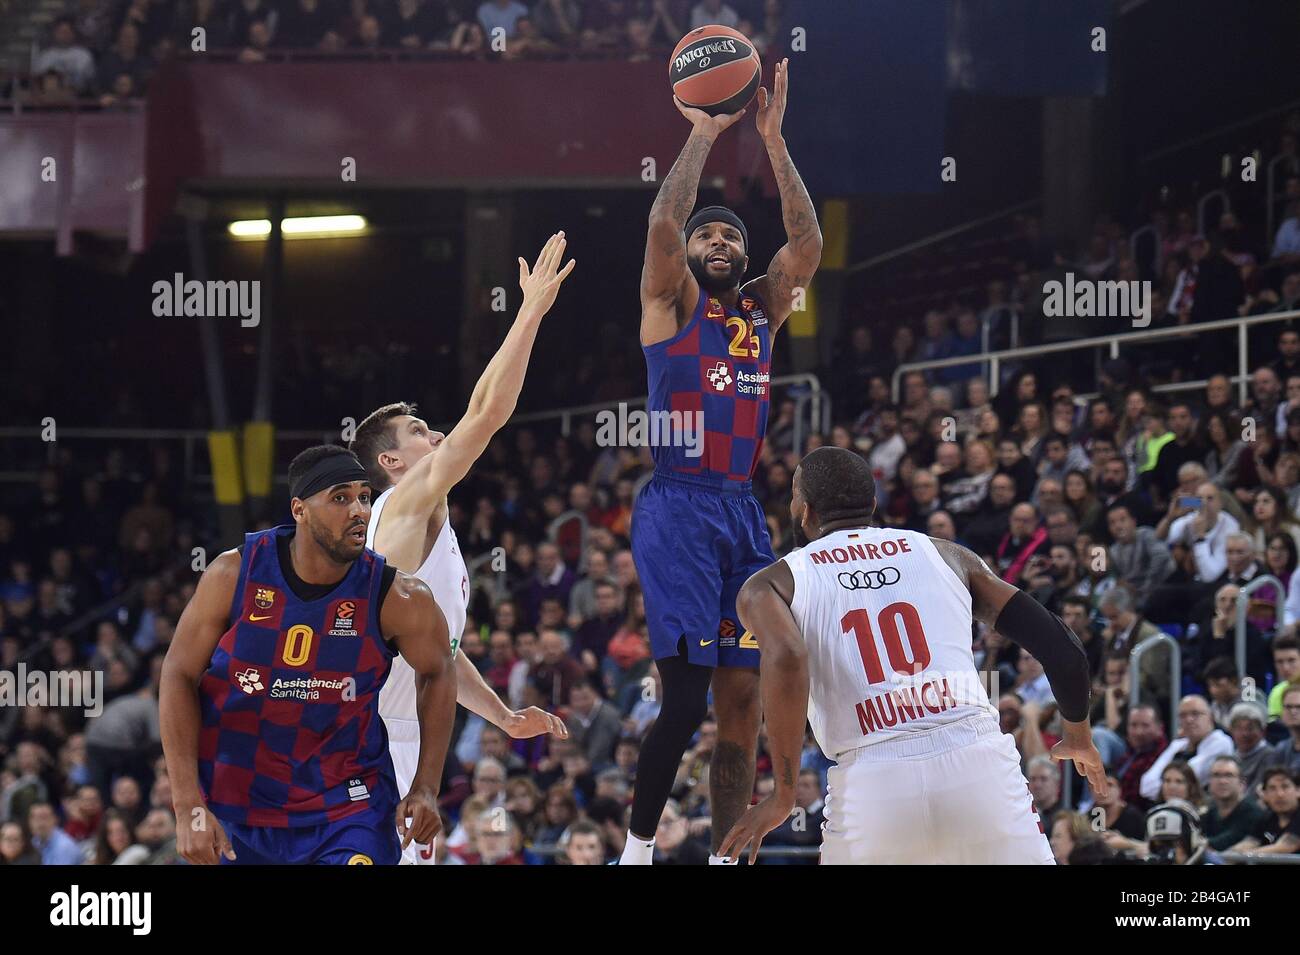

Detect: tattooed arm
[640,100,747,346]
[744,58,823,334]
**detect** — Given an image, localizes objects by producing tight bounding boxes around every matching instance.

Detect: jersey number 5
[841,603,931,685]
[726,316,760,359]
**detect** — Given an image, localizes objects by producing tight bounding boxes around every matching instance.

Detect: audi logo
[837,567,901,590]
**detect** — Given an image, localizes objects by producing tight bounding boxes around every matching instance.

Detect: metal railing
[1236,574,1284,680]
[1130,632,1181,734]
[0,373,828,486]
[891,309,1300,407]
[843,198,1040,275]
[1219,851,1300,865]
[1267,153,1300,245]
[1196,188,1231,238]
[1130,223,1160,278]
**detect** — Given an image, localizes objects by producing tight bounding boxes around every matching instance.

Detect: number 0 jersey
[781,528,998,761]
[198,526,398,828]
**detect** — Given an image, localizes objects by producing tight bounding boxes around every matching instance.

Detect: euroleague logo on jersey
[837,567,902,591]
[328,599,360,637]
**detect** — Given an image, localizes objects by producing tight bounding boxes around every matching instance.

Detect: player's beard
[309,516,365,564]
[687,251,744,296]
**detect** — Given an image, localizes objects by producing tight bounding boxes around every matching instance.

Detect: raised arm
[640,102,746,346]
[160,548,241,864]
[375,233,574,559]
[743,59,823,333]
[383,573,457,851]
[719,559,808,864]
[931,537,1107,796]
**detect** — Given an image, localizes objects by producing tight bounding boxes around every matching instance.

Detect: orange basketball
[668,25,761,116]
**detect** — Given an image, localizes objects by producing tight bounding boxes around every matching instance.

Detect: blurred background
[2,0,1300,866]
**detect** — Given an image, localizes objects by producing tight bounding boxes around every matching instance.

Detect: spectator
[1114,704,1168,810]
[1227,703,1274,791]
[1202,658,1245,729]
[1229,767,1300,855]
[559,819,606,865]
[26,802,84,865]
[689,0,740,30]
[1026,755,1063,834]
[0,820,40,865]
[565,681,621,770]
[1264,634,1300,722]
[91,807,135,864]
[521,542,575,627]
[529,629,584,711]
[477,0,528,40]
[1139,695,1233,801]
[532,0,582,45]
[1266,684,1300,773]
[1105,504,1174,608]
[1148,404,1206,508]
[987,504,1050,587]
[652,797,709,864]
[97,22,152,94]
[1201,754,1266,851]
[34,17,96,95]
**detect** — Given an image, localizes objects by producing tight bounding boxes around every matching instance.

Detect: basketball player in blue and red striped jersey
[622,58,822,864]
[160,446,456,865]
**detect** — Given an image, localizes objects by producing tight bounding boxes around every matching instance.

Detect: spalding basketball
[669,25,761,116]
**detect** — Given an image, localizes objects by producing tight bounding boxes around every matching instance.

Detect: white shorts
[820,717,1055,865]
[386,718,438,866]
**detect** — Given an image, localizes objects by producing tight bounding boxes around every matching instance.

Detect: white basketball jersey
[367,485,469,721]
[781,527,998,760]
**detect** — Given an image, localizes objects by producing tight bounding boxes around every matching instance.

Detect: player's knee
[671,691,711,733]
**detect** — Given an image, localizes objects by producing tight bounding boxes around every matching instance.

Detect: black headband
[685,205,748,252]
[290,453,368,502]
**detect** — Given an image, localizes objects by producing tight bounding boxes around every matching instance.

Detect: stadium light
[227,215,368,239]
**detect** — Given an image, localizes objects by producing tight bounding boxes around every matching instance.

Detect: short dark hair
[349,401,417,493]
[1201,657,1239,683]
[1273,633,1300,655]
[1260,766,1298,789]
[796,447,876,523]
[1061,595,1090,613]
[287,445,357,495]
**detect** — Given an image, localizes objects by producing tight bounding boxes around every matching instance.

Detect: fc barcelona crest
[254,587,276,611]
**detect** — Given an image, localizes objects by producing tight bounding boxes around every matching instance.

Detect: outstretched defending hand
[518,231,576,320]
[673,96,746,138]
[755,57,789,143]
[504,706,569,740]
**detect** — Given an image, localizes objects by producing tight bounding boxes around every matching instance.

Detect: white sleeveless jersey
[781,527,998,760]
[367,485,469,721]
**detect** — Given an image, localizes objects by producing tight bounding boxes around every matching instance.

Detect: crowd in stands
[8,0,784,106]
[4,88,1300,870]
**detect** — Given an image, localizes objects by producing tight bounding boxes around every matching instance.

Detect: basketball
[668,25,761,116]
